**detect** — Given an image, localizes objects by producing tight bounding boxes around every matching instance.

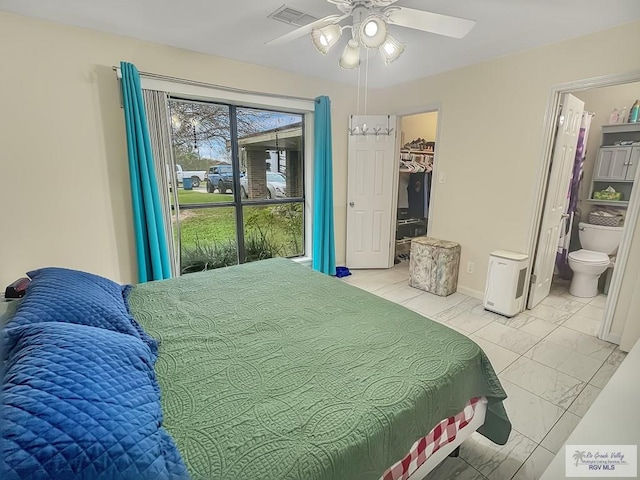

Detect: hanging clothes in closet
[407,173,426,219]
[405,172,431,219]
[398,174,410,210]
[404,153,433,220]
[425,171,432,213]
[395,138,435,263]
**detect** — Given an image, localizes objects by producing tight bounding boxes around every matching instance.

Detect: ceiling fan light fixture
[359,15,388,48]
[380,34,405,64]
[339,39,361,70]
[311,24,342,54]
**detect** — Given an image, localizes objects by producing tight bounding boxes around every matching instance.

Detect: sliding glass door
[168,98,305,274]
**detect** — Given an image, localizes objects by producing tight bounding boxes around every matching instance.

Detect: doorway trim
[526,70,640,344]
[394,102,443,237]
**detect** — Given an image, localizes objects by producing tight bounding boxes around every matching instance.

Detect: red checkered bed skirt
[381,397,482,480]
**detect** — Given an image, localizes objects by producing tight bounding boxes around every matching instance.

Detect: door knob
[349,201,355,207]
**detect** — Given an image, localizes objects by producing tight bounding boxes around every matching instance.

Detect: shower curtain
[556,112,594,278]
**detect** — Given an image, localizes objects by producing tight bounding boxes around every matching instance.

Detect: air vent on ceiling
[268,5,318,27]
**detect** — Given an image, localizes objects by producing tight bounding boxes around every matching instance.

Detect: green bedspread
[130,258,510,480]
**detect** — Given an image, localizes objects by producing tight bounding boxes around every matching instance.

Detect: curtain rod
[112,66,316,103]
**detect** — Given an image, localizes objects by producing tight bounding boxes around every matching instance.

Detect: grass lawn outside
[173,188,233,206]
[172,188,304,272]
[177,207,237,247]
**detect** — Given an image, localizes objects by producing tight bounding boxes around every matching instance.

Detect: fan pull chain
[364,48,369,116]
[356,49,361,116]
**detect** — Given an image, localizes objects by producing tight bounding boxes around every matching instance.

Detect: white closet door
[346,115,398,269]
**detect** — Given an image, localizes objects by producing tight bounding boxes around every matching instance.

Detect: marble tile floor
[340,264,626,480]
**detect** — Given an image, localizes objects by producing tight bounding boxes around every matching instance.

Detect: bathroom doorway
[528,76,640,344]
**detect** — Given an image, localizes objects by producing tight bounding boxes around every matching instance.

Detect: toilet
[568,222,623,298]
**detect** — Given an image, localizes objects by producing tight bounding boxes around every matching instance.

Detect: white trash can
[484,250,529,317]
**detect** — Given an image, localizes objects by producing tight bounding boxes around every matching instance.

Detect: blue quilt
[1,322,188,480]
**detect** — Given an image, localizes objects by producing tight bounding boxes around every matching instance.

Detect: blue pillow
[1,322,189,480]
[8,267,157,355]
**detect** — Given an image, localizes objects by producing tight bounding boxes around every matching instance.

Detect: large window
[168,99,305,274]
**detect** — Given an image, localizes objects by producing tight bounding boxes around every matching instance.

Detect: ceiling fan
[266,0,476,68]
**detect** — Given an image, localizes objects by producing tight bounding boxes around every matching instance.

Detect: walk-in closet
[395,112,438,263]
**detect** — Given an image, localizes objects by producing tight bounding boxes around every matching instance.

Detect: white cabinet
[594,147,632,181]
[588,123,640,207]
[627,146,640,182]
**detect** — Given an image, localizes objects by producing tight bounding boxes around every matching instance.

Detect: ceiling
[2,0,639,88]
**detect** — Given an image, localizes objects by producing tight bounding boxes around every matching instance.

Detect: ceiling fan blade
[266,14,347,46]
[387,7,476,39]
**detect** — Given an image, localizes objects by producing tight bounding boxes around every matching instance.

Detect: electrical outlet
[466,262,474,274]
[439,172,446,183]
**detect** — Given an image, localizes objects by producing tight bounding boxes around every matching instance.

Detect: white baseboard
[602,333,621,345]
[456,285,484,300]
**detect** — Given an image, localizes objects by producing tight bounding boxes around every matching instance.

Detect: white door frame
[526,70,640,344]
[393,102,443,238]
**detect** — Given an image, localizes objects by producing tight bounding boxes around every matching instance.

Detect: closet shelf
[401,149,435,155]
[592,179,634,183]
[396,238,413,245]
[398,218,425,225]
[400,167,432,173]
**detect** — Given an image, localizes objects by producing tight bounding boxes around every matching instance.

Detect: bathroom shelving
[588,124,640,208]
[586,199,629,206]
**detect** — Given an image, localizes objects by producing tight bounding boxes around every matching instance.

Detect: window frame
[162,90,314,270]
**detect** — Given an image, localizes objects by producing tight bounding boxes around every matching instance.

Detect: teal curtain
[120,62,171,282]
[312,96,336,276]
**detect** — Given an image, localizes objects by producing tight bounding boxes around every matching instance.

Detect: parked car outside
[206,165,235,193]
[240,172,287,199]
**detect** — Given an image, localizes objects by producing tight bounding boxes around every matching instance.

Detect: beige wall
[572,83,640,218]
[0,12,355,287]
[372,20,640,297]
[400,112,438,146]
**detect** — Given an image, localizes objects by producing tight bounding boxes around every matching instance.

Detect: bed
[1,258,510,480]
[129,258,510,479]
